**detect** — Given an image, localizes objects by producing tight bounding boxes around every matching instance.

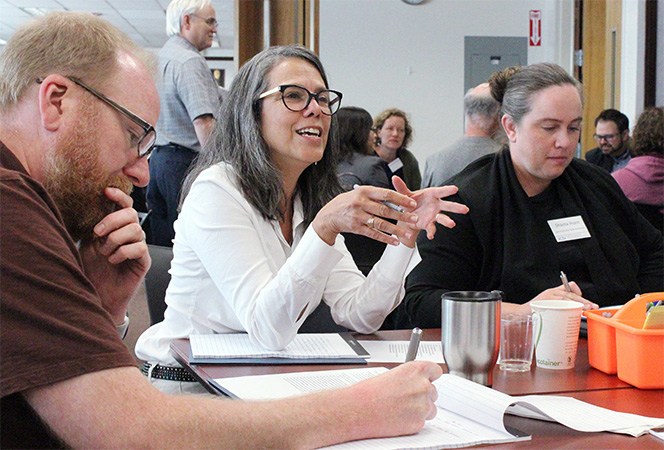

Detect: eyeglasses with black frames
[593,133,620,142]
[258,85,343,116]
[37,76,157,158]
[190,14,218,28]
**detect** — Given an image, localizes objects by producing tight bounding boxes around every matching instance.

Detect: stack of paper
[189,333,369,364]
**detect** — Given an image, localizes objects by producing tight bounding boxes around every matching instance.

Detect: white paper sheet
[212,367,388,400]
[358,340,444,363]
[649,428,664,442]
[508,394,664,437]
[190,333,364,359]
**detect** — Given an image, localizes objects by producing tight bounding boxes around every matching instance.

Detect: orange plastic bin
[584,292,664,389]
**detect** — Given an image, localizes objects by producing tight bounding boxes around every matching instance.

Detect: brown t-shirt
[0,143,137,448]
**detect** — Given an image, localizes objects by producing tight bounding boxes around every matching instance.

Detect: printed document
[358,340,444,363]
[190,333,366,360]
[212,367,388,399]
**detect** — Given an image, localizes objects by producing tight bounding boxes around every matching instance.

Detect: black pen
[404,327,422,362]
[560,271,572,292]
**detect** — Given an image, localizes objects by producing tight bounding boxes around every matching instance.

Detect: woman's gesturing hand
[392,176,469,244]
[312,176,468,247]
[312,183,420,246]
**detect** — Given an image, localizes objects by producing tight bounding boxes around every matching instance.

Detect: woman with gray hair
[405,63,663,327]
[136,45,467,391]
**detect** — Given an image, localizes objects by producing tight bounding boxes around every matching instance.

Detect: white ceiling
[0,0,235,50]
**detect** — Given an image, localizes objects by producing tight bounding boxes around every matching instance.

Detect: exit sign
[530,10,542,46]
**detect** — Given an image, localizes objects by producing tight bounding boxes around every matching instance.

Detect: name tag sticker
[388,157,404,172]
[547,216,591,242]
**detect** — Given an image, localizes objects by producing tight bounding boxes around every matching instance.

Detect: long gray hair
[181,45,341,227]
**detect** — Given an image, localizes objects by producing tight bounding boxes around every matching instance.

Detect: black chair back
[145,244,173,325]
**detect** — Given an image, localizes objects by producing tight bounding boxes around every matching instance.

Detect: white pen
[560,271,572,292]
[404,327,422,362]
[352,184,404,212]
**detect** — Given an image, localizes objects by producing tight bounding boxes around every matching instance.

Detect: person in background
[585,108,632,173]
[136,45,468,392]
[374,108,422,190]
[404,63,663,328]
[336,106,390,190]
[335,106,391,284]
[421,82,503,188]
[0,12,445,449]
[147,0,223,246]
[612,106,664,230]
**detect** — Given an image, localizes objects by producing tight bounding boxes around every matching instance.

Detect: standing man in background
[421,82,502,188]
[585,108,632,173]
[147,0,223,246]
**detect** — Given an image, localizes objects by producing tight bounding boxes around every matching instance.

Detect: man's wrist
[116,314,130,339]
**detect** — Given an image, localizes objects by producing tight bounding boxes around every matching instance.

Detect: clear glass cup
[499,314,535,372]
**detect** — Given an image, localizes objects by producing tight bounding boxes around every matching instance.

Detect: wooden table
[171,329,663,449]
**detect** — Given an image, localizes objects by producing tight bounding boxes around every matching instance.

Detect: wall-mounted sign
[530,10,542,47]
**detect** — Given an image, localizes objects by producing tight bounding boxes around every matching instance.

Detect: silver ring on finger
[366,217,375,228]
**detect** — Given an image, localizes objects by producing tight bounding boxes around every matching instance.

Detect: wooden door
[235,0,319,69]
[578,0,623,156]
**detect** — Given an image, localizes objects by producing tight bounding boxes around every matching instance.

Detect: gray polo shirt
[155,35,222,152]
[421,136,503,188]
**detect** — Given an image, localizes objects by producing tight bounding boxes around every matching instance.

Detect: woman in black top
[404,63,663,327]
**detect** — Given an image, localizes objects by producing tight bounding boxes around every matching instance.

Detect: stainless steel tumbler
[441,291,501,386]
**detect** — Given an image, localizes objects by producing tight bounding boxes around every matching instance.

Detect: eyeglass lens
[138,129,157,157]
[192,14,218,27]
[593,133,617,141]
[281,86,341,116]
[64,76,156,158]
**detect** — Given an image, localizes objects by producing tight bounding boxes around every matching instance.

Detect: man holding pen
[0,12,442,449]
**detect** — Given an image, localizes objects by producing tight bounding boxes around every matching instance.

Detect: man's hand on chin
[79,187,151,324]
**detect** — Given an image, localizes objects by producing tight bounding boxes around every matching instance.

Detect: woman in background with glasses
[136,45,467,388]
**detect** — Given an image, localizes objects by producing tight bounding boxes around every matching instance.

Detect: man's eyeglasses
[593,133,620,142]
[258,85,343,116]
[191,14,218,28]
[37,76,157,158]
